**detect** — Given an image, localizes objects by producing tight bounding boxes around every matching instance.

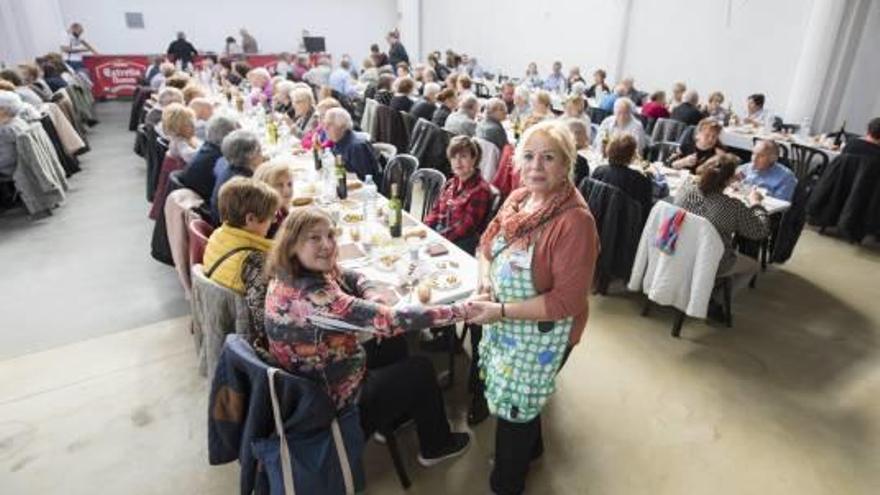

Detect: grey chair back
[381,154,419,197]
[405,168,446,222]
[650,118,687,145]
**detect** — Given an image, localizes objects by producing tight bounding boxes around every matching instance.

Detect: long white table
[720,127,841,161]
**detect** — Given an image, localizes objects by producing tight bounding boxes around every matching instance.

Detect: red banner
[84,55,149,100]
[84,54,292,99]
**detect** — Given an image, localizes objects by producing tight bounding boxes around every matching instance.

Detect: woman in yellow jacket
[203,177,280,293]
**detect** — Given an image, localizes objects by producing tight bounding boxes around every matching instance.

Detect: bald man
[736,140,797,201]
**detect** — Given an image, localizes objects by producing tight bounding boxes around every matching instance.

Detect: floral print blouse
[264,269,466,409]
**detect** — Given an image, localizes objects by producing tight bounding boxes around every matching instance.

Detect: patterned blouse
[674,181,770,271]
[264,269,466,409]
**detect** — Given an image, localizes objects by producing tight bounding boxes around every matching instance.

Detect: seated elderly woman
[272,80,296,117]
[203,177,279,293]
[263,207,472,466]
[675,153,769,313]
[476,98,509,153]
[289,87,317,137]
[0,92,30,178]
[161,103,202,165]
[669,82,687,111]
[372,73,395,106]
[594,97,647,155]
[0,69,44,107]
[16,64,53,102]
[253,160,293,237]
[509,85,531,123]
[188,97,214,141]
[591,134,653,221]
[410,82,441,121]
[736,139,797,201]
[564,118,591,188]
[210,129,265,224]
[146,87,184,128]
[431,89,458,128]
[672,117,725,172]
[390,76,416,112]
[182,83,205,105]
[180,115,239,200]
[424,136,493,253]
[523,62,542,89]
[163,73,191,91]
[150,61,176,90]
[526,90,553,124]
[705,91,730,125]
[641,91,670,119]
[563,94,592,133]
[246,67,273,107]
[456,74,473,99]
[466,120,599,494]
[586,69,610,99]
[299,97,341,150]
[444,94,479,137]
[324,107,380,180]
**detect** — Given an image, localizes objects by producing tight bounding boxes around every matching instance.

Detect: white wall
[53,0,397,62]
[829,0,880,133]
[0,0,66,66]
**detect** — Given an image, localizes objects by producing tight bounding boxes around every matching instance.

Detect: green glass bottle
[335,155,348,200]
[388,183,402,238]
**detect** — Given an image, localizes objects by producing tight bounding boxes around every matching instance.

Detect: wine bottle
[388,183,402,238]
[833,121,847,146]
[335,155,348,200]
[312,137,322,172]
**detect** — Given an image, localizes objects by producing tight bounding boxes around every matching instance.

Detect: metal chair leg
[671,310,685,338]
[641,299,652,316]
[383,430,411,489]
[443,326,456,390]
[723,279,733,328]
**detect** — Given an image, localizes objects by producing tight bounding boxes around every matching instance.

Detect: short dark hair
[606,134,637,167]
[377,73,395,91]
[867,117,880,140]
[0,69,23,87]
[748,93,765,108]
[696,153,741,195]
[218,177,279,228]
[650,90,665,103]
[436,88,456,102]
[395,77,415,94]
[447,135,482,165]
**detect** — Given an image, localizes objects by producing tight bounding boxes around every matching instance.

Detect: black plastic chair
[642,276,733,337]
[650,118,687,145]
[381,154,418,198]
[399,111,416,142]
[168,169,186,191]
[789,143,830,182]
[404,168,446,222]
[588,107,612,125]
[648,142,681,163]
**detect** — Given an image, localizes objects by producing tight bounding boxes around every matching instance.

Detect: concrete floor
[1,102,879,494]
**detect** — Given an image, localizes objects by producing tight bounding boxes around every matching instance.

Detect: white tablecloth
[720,127,841,161]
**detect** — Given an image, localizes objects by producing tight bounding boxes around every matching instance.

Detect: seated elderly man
[842,117,880,161]
[619,77,645,106]
[180,115,239,200]
[303,57,332,87]
[509,85,531,123]
[210,129,264,224]
[324,108,380,180]
[543,61,566,93]
[0,92,30,178]
[743,93,767,126]
[444,95,479,137]
[670,90,705,126]
[146,87,184,129]
[499,82,516,114]
[594,97,647,155]
[476,97,509,152]
[410,82,441,121]
[736,140,797,201]
[329,59,358,99]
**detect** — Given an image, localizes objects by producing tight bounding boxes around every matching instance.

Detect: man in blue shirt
[324,108,380,181]
[329,59,357,99]
[736,140,797,201]
[543,61,566,93]
[599,85,624,112]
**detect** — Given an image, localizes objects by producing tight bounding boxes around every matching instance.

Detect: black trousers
[468,324,575,495]
[358,355,451,456]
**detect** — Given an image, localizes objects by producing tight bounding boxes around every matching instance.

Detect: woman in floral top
[263,207,472,465]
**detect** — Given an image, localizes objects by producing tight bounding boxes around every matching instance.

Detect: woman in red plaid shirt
[424,136,493,255]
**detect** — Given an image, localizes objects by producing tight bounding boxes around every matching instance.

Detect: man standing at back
[240,28,259,54]
[387,30,409,69]
[167,32,198,69]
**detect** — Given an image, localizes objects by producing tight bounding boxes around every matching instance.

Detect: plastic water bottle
[799,117,811,139]
[362,174,378,221]
[321,149,336,201]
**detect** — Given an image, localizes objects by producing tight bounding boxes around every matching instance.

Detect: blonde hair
[182,84,205,104]
[218,177,280,228]
[316,97,341,114]
[515,120,577,176]
[265,207,335,278]
[254,161,292,188]
[532,90,552,112]
[290,87,315,106]
[161,103,196,138]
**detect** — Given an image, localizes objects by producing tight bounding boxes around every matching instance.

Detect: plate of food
[341,212,364,224]
[375,253,400,272]
[429,270,461,290]
[291,196,314,207]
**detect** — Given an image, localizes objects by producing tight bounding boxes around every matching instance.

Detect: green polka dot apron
[479,234,573,423]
